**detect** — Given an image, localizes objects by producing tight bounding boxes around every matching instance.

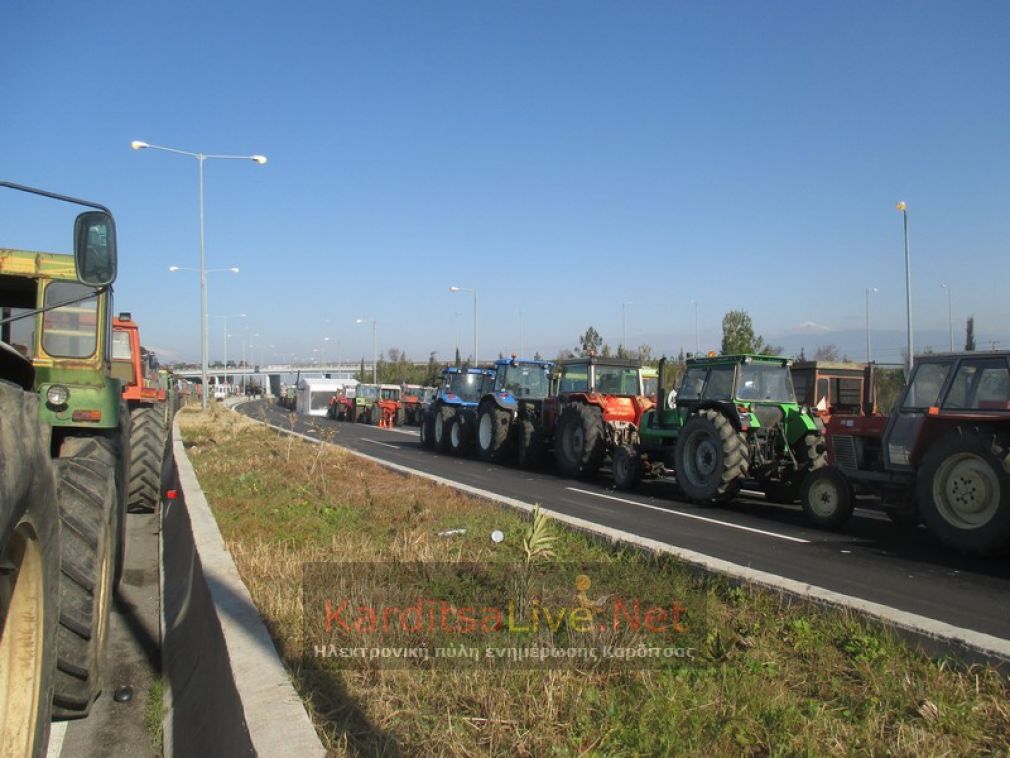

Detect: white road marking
[565,487,811,544]
[361,438,400,449]
[47,720,67,757]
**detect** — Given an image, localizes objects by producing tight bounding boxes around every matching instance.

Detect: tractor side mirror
[74,211,117,287]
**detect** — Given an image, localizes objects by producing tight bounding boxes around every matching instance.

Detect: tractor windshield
[497,364,551,398]
[447,372,483,402]
[358,385,379,400]
[380,387,400,401]
[736,363,795,403]
[112,329,132,361]
[943,358,1010,411]
[41,281,100,359]
[902,361,952,410]
[594,366,641,395]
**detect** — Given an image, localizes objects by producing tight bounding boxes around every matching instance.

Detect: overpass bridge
[172,363,359,396]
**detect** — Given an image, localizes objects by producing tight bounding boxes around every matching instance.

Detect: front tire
[517,419,546,470]
[449,417,471,455]
[419,411,434,449]
[555,404,606,478]
[612,445,642,491]
[52,458,117,718]
[434,407,455,452]
[476,404,511,461]
[673,409,747,504]
[917,430,1010,556]
[801,466,854,529]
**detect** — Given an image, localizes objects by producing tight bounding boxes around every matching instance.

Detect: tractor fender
[485,391,519,412]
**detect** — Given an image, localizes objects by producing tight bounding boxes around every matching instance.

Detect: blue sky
[2,1,1008,366]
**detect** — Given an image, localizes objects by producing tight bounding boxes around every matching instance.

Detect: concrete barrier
[162,415,325,757]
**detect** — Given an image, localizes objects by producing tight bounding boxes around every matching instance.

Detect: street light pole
[519,310,524,359]
[897,201,913,373]
[940,284,953,352]
[356,318,377,383]
[621,302,631,353]
[132,140,266,409]
[208,313,245,393]
[690,299,699,354]
[865,287,878,363]
[450,286,477,365]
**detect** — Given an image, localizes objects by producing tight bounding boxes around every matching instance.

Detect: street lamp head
[131,140,149,150]
[449,286,461,292]
[896,201,907,212]
[355,318,367,324]
[251,155,268,165]
[168,266,180,272]
[229,267,240,273]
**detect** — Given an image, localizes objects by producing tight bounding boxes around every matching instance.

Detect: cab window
[902,362,952,409]
[41,281,99,359]
[703,366,734,401]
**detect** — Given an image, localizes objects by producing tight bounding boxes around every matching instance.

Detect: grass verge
[178,404,1010,756]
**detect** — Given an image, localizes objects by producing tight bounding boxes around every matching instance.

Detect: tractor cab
[379,384,401,402]
[490,357,553,400]
[883,354,1010,470]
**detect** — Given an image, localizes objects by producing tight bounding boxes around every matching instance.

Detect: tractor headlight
[47,384,70,407]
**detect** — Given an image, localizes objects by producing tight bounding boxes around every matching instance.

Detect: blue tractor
[419,366,494,453]
[475,357,556,464]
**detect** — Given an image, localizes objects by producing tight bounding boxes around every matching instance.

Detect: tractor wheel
[612,444,642,491]
[59,433,128,589]
[673,409,748,504]
[396,407,405,427]
[517,419,547,470]
[801,466,854,529]
[419,412,433,448]
[555,404,606,478]
[370,405,381,426]
[434,407,455,452]
[449,417,471,455]
[0,386,59,757]
[917,430,1010,556]
[126,404,166,514]
[763,433,827,504]
[51,457,117,718]
[477,404,511,461]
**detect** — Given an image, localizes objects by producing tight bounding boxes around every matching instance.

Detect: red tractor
[400,384,430,426]
[327,385,356,421]
[544,357,655,477]
[371,384,403,427]
[112,314,168,512]
[801,351,1010,556]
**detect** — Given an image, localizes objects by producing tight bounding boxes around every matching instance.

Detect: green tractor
[351,383,379,422]
[615,354,825,505]
[0,180,121,751]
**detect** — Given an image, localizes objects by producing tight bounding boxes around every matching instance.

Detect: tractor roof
[443,366,493,376]
[559,356,642,369]
[0,248,78,280]
[686,353,791,367]
[791,360,865,373]
[914,351,1010,361]
[492,357,554,368]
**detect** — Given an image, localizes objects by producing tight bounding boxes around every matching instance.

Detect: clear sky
[2,1,1008,366]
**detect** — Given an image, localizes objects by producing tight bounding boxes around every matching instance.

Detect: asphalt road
[239,400,1010,649]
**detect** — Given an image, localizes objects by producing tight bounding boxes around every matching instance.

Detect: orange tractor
[112,314,169,512]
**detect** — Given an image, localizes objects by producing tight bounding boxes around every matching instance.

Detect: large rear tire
[555,404,606,478]
[917,430,1010,556]
[476,403,511,462]
[127,404,166,514]
[800,466,854,529]
[673,409,748,504]
[51,457,117,718]
[0,386,59,757]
